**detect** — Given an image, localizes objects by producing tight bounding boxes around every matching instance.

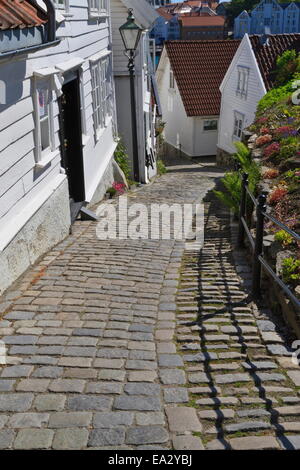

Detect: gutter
[0,40,61,62]
[0,0,58,61]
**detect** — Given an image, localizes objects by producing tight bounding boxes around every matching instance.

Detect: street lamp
[119,9,144,182]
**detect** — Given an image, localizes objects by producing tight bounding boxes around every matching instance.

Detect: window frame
[169,69,175,90]
[53,0,70,13]
[233,111,245,140]
[33,77,55,165]
[88,0,109,18]
[90,52,113,140]
[236,66,249,99]
[203,119,218,132]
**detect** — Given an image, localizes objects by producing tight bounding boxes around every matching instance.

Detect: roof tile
[249,34,300,90]
[0,0,47,31]
[165,39,240,116]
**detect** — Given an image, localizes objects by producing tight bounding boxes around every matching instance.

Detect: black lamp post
[119,9,144,183]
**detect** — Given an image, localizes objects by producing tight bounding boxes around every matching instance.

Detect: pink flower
[256,135,272,147]
[112,182,126,194]
[263,142,280,159]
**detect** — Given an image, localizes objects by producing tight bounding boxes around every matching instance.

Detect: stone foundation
[216,147,234,168]
[0,178,70,295]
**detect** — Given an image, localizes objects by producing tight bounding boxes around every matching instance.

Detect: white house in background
[111,0,160,183]
[0,0,118,294]
[217,33,300,162]
[156,40,240,158]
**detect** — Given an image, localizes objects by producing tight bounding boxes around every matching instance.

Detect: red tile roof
[0,0,47,31]
[179,15,225,26]
[249,34,300,90]
[165,39,240,116]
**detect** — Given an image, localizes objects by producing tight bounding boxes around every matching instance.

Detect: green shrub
[277,137,300,162]
[274,50,300,86]
[114,140,131,183]
[274,230,293,246]
[106,187,117,198]
[157,159,167,175]
[257,80,296,113]
[281,257,300,284]
[214,142,261,215]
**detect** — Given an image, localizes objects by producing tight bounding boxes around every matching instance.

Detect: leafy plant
[257,80,296,113]
[214,142,261,215]
[157,159,167,175]
[275,50,300,87]
[114,140,131,183]
[281,257,300,284]
[278,137,300,161]
[106,187,117,198]
[274,230,294,247]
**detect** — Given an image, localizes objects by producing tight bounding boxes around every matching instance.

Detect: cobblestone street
[0,158,300,450]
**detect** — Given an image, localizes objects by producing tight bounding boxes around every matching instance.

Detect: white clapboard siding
[0,133,35,176]
[0,0,117,248]
[218,35,266,154]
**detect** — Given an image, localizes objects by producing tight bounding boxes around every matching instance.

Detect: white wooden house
[156,40,240,158]
[217,33,300,164]
[111,0,160,182]
[0,0,118,294]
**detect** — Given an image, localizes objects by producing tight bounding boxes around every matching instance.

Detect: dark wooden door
[58,73,85,222]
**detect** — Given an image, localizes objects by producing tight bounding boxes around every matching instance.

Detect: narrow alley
[0,159,299,450]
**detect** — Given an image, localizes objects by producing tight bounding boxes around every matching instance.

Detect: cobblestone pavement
[0,159,299,450]
[174,186,300,451]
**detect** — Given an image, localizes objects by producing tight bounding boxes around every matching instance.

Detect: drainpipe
[43,0,56,42]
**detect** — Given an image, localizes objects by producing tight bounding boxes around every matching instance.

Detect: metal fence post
[237,172,248,248]
[252,193,267,299]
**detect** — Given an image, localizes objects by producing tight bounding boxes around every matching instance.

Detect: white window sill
[61,12,74,18]
[35,149,60,169]
[168,88,176,93]
[89,11,109,19]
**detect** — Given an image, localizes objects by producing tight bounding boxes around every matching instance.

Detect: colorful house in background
[150,1,226,45]
[234,0,300,38]
[179,15,226,39]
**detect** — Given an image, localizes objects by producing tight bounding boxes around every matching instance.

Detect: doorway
[58,71,85,223]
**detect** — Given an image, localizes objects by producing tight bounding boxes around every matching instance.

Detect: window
[34,79,54,162]
[91,54,113,137]
[236,66,249,98]
[169,69,175,89]
[233,111,244,139]
[203,120,218,131]
[53,0,65,7]
[89,0,108,17]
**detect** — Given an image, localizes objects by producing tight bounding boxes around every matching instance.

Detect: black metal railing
[237,172,300,312]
